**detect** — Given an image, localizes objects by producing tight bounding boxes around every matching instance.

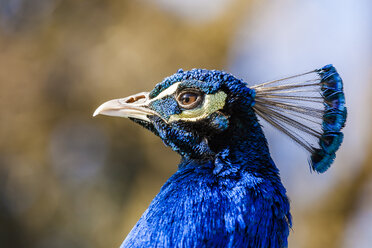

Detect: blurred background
[0,0,371,247]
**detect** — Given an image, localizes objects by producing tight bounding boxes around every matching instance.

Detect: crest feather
[252,65,346,173]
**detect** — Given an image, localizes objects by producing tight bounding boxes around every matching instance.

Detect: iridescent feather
[251,65,347,173]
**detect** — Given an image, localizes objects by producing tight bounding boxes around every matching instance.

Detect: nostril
[125,94,146,104]
[125,97,136,103]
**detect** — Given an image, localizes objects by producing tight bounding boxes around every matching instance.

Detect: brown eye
[177,91,203,109]
[180,93,197,105]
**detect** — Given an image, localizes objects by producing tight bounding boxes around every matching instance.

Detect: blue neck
[206,109,276,174]
[122,112,292,248]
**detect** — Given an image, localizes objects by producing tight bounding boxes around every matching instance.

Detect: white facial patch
[150,82,181,102]
[168,91,227,123]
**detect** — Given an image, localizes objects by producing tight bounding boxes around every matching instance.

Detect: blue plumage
[93,65,346,247]
[122,159,290,248]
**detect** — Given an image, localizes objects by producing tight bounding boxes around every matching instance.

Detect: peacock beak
[93,92,158,122]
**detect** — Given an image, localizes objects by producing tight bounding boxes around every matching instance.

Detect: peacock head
[93,69,256,160]
[94,65,346,172]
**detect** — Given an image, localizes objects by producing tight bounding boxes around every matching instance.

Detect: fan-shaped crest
[251,65,346,173]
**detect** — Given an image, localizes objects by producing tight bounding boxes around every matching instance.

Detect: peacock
[93,64,346,248]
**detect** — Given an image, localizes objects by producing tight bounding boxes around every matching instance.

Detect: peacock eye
[176,90,203,109]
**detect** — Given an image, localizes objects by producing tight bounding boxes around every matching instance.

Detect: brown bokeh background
[1,1,371,248]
